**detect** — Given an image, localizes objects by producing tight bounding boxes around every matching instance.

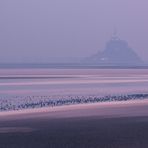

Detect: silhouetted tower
[111,28,119,40]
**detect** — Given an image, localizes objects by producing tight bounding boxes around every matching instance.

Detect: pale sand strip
[0,99,148,121]
[0,79,148,86]
[0,127,34,133]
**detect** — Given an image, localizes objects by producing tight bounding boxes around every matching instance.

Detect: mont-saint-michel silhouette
[86,32,143,66]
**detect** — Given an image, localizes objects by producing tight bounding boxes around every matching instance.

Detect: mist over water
[0,0,148,63]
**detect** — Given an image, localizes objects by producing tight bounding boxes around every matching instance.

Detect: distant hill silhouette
[85,34,143,66]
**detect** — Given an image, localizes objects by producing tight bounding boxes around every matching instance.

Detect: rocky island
[85,32,143,66]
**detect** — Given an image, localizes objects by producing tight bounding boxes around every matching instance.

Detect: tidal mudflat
[0,69,148,111]
[1,100,148,148]
[0,68,148,147]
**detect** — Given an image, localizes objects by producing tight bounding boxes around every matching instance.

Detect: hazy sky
[0,0,148,62]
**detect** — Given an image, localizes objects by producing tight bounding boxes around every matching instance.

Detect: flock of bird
[0,93,148,111]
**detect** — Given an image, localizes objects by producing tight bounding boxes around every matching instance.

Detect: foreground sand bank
[1,99,148,121]
[1,99,148,148]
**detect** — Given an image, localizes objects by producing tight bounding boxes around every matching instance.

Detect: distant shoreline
[0,63,148,69]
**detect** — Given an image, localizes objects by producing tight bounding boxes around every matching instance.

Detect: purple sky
[0,0,148,62]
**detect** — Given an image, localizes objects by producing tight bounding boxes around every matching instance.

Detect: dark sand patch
[0,116,148,148]
[0,101,148,147]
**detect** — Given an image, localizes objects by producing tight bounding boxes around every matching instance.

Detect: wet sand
[1,99,148,120]
[0,100,148,148]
